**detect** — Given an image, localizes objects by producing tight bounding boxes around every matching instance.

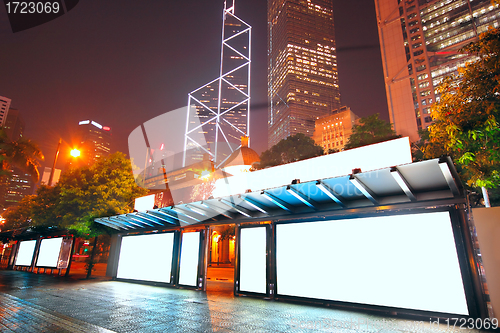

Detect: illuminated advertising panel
[117,233,174,283]
[36,237,63,267]
[276,212,469,315]
[14,240,37,266]
[178,232,200,286]
[239,227,267,294]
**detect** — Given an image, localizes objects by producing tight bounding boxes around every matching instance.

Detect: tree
[344,113,400,149]
[424,28,500,206]
[258,133,324,169]
[53,152,148,236]
[2,195,37,230]
[0,128,44,183]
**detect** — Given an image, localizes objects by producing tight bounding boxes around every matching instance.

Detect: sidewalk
[0,270,487,332]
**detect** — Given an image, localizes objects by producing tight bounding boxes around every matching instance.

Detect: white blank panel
[36,237,63,267]
[117,233,174,283]
[15,240,37,266]
[276,212,469,315]
[178,232,200,286]
[240,227,267,294]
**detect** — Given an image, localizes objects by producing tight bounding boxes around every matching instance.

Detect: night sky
[0,0,388,173]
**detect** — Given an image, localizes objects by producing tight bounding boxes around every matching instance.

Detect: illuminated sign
[213,137,413,197]
[116,233,174,283]
[178,232,200,286]
[239,227,267,294]
[36,237,63,267]
[15,240,37,266]
[275,212,469,315]
[91,121,102,129]
[134,194,155,211]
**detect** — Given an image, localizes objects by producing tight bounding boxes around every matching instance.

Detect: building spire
[225,0,235,14]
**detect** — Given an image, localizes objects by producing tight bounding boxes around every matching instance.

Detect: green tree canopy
[424,28,500,190]
[258,133,324,169]
[3,152,148,236]
[344,113,399,149]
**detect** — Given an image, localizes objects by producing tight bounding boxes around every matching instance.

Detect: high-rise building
[375,0,500,142]
[0,96,11,127]
[0,109,34,209]
[313,106,359,152]
[267,0,341,148]
[184,0,251,168]
[3,108,25,141]
[77,120,112,163]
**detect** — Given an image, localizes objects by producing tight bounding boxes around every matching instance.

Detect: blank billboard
[117,233,174,283]
[15,240,37,266]
[276,212,469,315]
[178,232,200,286]
[36,237,63,267]
[239,227,267,294]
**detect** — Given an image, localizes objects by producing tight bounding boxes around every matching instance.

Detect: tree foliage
[344,113,400,149]
[0,128,44,183]
[3,152,148,236]
[2,195,37,230]
[424,28,500,189]
[258,133,324,169]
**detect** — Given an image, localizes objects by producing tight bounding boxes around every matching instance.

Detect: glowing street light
[70,148,81,158]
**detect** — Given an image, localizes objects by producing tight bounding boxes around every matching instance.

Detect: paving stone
[0,270,489,333]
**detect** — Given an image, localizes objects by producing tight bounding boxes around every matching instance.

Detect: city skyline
[0,0,388,174]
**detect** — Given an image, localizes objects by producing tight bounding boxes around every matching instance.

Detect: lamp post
[47,139,81,186]
[48,138,61,187]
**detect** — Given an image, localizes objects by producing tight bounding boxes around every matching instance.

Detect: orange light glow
[70,149,81,158]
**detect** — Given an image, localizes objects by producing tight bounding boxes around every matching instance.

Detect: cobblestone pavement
[0,270,488,332]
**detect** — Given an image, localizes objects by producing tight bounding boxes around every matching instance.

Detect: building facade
[3,108,25,142]
[375,0,500,141]
[267,0,341,148]
[1,109,34,209]
[313,106,359,152]
[77,120,112,163]
[0,96,11,128]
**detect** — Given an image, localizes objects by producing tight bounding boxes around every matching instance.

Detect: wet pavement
[0,270,489,332]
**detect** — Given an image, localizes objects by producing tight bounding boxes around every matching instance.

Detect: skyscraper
[3,108,25,141]
[267,0,341,148]
[375,0,500,142]
[1,109,33,209]
[184,0,251,168]
[0,96,11,127]
[77,120,112,163]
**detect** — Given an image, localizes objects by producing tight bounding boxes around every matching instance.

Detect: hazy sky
[0,0,388,173]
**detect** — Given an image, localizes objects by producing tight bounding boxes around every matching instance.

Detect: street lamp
[70,148,81,158]
[47,139,81,186]
[47,138,61,187]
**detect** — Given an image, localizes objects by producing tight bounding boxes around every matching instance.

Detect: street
[0,269,488,332]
